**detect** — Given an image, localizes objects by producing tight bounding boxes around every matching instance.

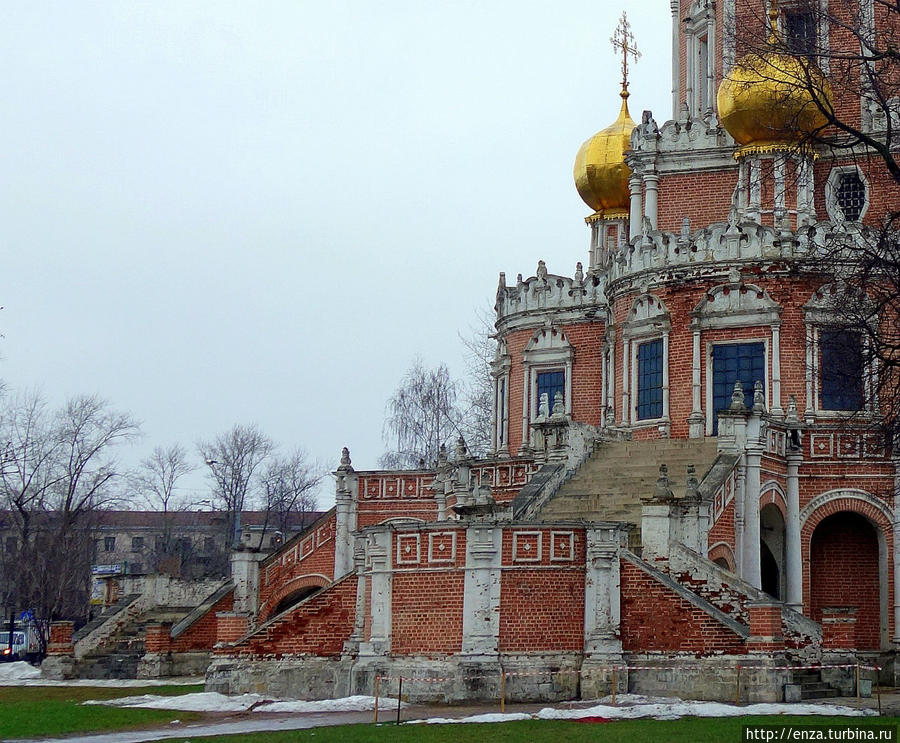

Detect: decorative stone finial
[574,261,584,285]
[786,396,799,423]
[753,380,766,412]
[685,463,699,500]
[536,260,548,283]
[538,392,551,420]
[730,380,746,410]
[338,447,353,472]
[455,435,468,460]
[437,443,448,467]
[655,463,673,501]
[551,391,565,418]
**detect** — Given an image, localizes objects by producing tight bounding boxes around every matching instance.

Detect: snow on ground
[86,693,266,712]
[411,713,533,724]
[86,693,405,713]
[256,695,406,713]
[0,661,41,681]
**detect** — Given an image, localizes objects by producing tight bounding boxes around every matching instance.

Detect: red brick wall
[658,170,739,233]
[259,513,337,609]
[620,560,745,653]
[391,572,464,654]
[171,589,234,652]
[499,568,585,652]
[809,512,881,650]
[238,575,357,657]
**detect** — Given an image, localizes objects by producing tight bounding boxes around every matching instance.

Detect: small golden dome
[573,92,636,215]
[717,52,831,152]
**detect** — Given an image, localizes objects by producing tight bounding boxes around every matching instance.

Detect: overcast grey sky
[1,1,671,507]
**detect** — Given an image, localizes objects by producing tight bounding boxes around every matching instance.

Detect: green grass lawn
[0,683,204,739]
[200,717,900,743]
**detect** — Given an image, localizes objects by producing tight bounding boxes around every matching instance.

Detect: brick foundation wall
[620,560,745,654]
[391,572,464,654]
[499,568,585,652]
[171,589,235,652]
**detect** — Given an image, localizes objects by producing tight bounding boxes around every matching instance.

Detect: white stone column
[689,329,704,437]
[461,525,502,656]
[773,155,786,225]
[608,333,617,424]
[622,339,631,425]
[805,324,815,419]
[671,0,680,120]
[747,157,762,223]
[662,331,671,422]
[629,174,643,241]
[742,441,764,589]
[230,549,265,616]
[771,323,783,418]
[520,368,530,453]
[705,12,715,112]
[893,455,900,645]
[334,486,356,580]
[785,451,804,612]
[601,348,608,429]
[643,170,659,230]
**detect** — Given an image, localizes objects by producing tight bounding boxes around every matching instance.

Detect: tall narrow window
[636,339,663,419]
[784,10,815,56]
[697,36,709,114]
[712,342,766,432]
[536,370,565,413]
[820,330,864,410]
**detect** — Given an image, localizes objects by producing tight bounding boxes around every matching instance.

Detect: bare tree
[198,424,273,548]
[380,360,464,469]
[257,449,323,546]
[130,443,197,572]
[0,392,139,651]
[457,308,496,458]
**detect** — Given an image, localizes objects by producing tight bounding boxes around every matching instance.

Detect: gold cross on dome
[610,11,641,94]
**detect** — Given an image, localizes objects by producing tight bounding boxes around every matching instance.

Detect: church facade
[132,1,900,703]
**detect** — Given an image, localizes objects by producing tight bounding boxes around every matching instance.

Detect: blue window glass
[536,370,565,413]
[637,339,663,420]
[712,343,766,433]
[820,330,863,410]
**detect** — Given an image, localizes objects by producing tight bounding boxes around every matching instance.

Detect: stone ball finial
[551,391,565,418]
[536,260,548,282]
[686,463,699,500]
[574,261,584,284]
[455,435,468,460]
[655,463,673,501]
[337,447,353,473]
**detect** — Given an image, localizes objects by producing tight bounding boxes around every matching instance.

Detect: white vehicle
[0,631,27,661]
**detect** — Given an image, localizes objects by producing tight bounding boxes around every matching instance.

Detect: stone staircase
[536,439,720,540]
[77,607,193,679]
[790,667,840,699]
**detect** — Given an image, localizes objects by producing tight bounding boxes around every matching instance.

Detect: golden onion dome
[717,51,831,153]
[573,91,636,216]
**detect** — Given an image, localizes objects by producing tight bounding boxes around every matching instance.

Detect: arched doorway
[760,503,785,600]
[810,512,882,650]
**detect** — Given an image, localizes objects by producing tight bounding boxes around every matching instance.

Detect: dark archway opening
[273,586,321,617]
[810,512,881,650]
[760,540,779,599]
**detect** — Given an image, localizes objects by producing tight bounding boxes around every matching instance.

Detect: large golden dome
[717,52,831,152]
[573,92,635,216]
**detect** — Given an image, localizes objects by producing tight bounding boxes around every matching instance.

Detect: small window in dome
[836,172,866,221]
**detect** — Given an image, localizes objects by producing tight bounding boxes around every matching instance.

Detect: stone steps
[537,438,720,526]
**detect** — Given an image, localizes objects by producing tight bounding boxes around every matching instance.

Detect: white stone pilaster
[364,531,392,655]
[629,174,643,241]
[643,170,659,230]
[785,452,803,612]
[584,526,625,656]
[742,440,764,589]
[230,549,265,616]
[771,324,783,418]
[662,331,671,422]
[689,329,704,437]
[461,525,502,655]
[671,0,680,120]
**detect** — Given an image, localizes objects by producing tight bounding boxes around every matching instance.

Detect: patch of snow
[85,692,266,712]
[255,695,405,713]
[2,673,203,687]
[537,700,877,721]
[0,661,41,681]
[418,713,533,724]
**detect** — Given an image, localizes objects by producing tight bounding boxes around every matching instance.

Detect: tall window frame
[622,294,671,431]
[684,0,716,118]
[521,327,574,451]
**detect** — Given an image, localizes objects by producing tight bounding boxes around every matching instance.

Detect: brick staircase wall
[231,573,357,657]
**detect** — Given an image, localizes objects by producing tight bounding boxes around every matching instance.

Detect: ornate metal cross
[610,11,641,93]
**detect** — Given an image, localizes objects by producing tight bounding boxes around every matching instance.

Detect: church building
[113,1,900,703]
